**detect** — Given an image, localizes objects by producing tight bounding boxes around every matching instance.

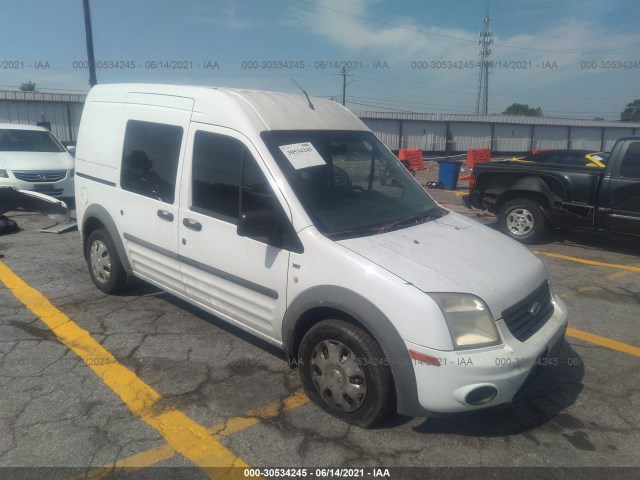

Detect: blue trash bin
[437,160,463,190]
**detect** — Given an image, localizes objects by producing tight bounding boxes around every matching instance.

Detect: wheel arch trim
[82,204,132,274]
[502,176,554,207]
[282,285,426,417]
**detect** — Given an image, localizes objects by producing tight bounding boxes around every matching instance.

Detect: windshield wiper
[376,208,447,230]
[327,207,448,239]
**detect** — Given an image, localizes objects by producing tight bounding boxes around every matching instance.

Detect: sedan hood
[337,212,547,318]
[0,151,74,171]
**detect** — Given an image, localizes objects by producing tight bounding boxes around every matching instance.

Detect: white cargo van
[75,84,567,427]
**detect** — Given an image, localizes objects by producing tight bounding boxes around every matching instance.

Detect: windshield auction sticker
[279,142,326,169]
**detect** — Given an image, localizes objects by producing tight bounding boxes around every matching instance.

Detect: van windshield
[262,130,445,239]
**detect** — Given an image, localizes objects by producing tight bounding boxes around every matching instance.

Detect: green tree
[19,81,36,91]
[621,99,640,122]
[502,103,543,116]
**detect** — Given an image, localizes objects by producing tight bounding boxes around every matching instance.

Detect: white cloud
[289,0,640,61]
[289,0,475,59]
[195,2,259,30]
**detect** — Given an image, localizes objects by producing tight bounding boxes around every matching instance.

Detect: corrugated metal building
[356,111,640,154]
[0,90,86,143]
[2,90,639,153]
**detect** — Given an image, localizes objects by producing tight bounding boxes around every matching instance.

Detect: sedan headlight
[0,169,8,178]
[429,293,501,350]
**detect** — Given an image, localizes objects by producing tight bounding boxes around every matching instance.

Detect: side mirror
[237,210,279,240]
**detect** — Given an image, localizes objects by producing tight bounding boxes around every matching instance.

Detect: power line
[343,93,623,117]
[345,100,417,113]
[348,95,473,111]
[291,0,640,55]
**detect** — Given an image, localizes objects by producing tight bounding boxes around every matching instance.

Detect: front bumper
[406,293,568,413]
[0,174,74,198]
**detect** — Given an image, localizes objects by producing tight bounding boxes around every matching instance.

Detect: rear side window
[121,120,183,203]
[620,142,640,179]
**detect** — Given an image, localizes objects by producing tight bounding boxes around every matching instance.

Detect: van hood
[336,212,547,319]
[0,151,74,171]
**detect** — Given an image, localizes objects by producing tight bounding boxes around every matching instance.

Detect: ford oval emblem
[529,301,542,317]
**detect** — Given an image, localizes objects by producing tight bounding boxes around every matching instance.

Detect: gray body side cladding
[82,204,132,273]
[282,285,427,417]
[82,208,426,416]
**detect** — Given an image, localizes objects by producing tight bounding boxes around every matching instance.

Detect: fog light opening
[465,386,498,406]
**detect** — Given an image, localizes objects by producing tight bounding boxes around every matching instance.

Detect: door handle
[157,209,174,222]
[183,218,202,231]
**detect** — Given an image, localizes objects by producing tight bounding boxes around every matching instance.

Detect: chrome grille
[13,170,66,182]
[502,281,554,342]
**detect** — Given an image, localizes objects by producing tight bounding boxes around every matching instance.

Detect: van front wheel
[86,228,128,294]
[298,319,394,428]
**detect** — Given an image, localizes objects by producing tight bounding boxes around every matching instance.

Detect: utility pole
[475,0,492,115]
[340,67,350,106]
[83,0,97,87]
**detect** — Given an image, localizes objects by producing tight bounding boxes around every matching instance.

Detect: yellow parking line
[567,327,640,357]
[79,391,310,480]
[605,271,632,281]
[535,251,640,273]
[0,262,248,478]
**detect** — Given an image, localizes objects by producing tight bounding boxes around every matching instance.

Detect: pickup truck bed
[465,137,640,243]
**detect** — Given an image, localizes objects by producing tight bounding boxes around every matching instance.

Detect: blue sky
[2,0,640,120]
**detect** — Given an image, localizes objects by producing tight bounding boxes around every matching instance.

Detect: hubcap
[90,240,112,284]
[310,340,367,412]
[506,207,534,236]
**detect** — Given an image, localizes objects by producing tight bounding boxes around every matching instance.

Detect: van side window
[242,154,276,214]
[620,142,640,179]
[191,130,302,251]
[242,154,303,252]
[121,120,182,203]
[191,131,243,221]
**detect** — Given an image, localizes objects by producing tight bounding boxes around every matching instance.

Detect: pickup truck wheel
[86,228,128,294]
[298,319,394,428]
[498,198,546,244]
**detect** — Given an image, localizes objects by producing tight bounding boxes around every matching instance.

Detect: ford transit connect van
[75,84,567,427]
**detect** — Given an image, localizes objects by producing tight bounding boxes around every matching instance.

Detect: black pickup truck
[464,137,640,243]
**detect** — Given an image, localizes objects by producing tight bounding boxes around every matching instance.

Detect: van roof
[86,83,368,132]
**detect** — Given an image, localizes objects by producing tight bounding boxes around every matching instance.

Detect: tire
[298,319,395,428]
[85,228,128,294]
[498,198,546,244]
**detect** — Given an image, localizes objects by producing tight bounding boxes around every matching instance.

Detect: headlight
[68,168,75,178]
[429,293,501,350]
[0,169,8,178]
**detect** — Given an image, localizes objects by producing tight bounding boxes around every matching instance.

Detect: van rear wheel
[298,319,394,428]
[86,228,128,294]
